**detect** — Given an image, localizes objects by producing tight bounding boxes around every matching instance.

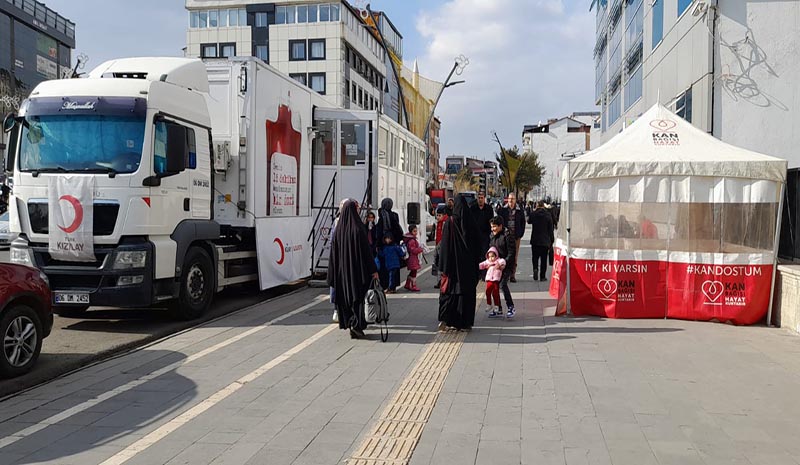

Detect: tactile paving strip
[348,330,466,465]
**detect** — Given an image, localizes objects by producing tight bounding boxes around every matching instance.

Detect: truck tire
[171,246,215,320]
[0,305,43,378]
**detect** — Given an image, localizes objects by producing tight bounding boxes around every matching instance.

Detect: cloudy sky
[42,0,597,160]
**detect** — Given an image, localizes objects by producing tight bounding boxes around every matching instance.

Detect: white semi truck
[2,57,427,318]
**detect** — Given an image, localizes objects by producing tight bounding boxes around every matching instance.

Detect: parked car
[0,264,53,378]
[0,211,17,248]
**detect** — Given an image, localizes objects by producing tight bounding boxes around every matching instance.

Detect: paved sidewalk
[2,238,800,465]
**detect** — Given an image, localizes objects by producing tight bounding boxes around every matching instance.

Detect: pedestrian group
[327,192,556,339]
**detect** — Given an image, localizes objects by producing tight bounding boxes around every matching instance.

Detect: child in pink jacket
[479,247,506,313]
[403,225,425,292]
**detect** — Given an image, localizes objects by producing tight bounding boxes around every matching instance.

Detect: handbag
[364,278,390,342]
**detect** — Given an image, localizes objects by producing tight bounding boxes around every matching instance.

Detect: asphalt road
[0,249,310,399]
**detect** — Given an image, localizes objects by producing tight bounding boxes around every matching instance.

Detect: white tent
[550,103,787,325]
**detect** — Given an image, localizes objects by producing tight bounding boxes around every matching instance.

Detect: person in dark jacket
[379,233,405,293]
[327,199,379,339]
[488,216,517,318]
[470,191,494,279]
[375,198,404,288]
[498,193,526,282]
[528,201,555,281]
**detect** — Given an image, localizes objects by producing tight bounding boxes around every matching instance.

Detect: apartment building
[592,0,799,170]
[185,0,388,112]
[522,111,600,201]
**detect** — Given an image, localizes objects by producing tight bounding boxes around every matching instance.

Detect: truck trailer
[2,57,426,318]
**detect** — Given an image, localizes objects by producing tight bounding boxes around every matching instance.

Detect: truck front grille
[28,202,119,236]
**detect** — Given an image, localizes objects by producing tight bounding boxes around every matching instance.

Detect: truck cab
[3,58,219,318]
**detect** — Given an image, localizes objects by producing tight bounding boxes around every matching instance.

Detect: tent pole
[767,181,786,327]
[566,165,573,316]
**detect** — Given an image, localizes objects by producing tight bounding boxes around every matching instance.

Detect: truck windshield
[19,114,146,174]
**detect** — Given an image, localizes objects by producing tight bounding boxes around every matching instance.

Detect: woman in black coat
[438,195,481,331]
[327,199,379,339]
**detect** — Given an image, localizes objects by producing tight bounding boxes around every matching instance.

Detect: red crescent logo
[274,238,285,265]
[58,195,84,234]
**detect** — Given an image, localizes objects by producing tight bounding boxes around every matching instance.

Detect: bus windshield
[19,114,146,174]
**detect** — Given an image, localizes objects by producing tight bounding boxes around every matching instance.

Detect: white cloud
[415,0,596,160]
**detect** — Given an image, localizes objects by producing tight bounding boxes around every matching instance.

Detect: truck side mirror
[2,113,19,174]
[2,113,16,133]
[165,123,188,174]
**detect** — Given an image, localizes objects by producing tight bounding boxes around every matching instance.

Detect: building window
[286,5,296,24]
[309,39,326,60]
[319,4,330,21]
[276,6,286,24]
[256,45,269,62]
[190,11,199,28]
[675,88,693,123]
[308,5,318,23]
[624,66,642,110]
[678,0,692,17]
[345,79,350,98]
[297,5,308,23]
[352,83,357,103]
[228,9,239,27]
[220,43,236,58]
[331,4,340,21]
[201,43,218,58]
[290,40,306,61]
[358,87,363,107]
[290,73,307,86]
[256,12,268,27]
[199,11,208,28]
[652,0,664,50]
[209,10,219,27]
[309,73,326,94]
[240,9,247,26]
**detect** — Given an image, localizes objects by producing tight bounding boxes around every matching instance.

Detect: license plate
[54,292,90,304]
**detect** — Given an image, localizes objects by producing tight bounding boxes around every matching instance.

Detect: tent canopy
[568,104,787,183]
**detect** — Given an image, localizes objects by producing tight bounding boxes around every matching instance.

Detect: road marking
[100,323,337,465]
[0,295,328,450]
[348,329,466,465]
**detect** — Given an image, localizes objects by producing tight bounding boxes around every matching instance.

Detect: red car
[0,263,53,377]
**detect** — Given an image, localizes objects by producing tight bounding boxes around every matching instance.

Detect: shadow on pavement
[0,350,196,465]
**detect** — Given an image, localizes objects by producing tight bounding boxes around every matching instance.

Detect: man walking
[528,201,555,281]
[498,193,526,282]
[489,216,516,318]
[470,191,494,279]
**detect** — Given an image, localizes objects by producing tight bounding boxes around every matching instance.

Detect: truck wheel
[55,306,89,318]
[171,246,215,320]
[0,305,43,378]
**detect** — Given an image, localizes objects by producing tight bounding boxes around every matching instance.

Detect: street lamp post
[424,55,469,187]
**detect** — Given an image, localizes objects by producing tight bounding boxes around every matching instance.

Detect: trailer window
[341,122,366,166]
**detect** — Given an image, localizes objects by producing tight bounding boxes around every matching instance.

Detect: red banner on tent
[666,262,773,325]
[550,255,773,324]
[568,258,667,319]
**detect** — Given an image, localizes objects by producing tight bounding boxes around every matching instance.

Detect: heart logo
[649,119,677,131]
[701,280,724,303]
[597,279,618,299]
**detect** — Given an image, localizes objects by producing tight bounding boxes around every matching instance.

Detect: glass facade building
[593,0,643,131]
[0,0,74,117]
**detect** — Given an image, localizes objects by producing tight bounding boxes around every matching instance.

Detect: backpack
[364,278,390,342]
[400,243,409,260]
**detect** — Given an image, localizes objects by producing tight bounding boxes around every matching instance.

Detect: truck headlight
[114,251,147,270]
[10,247,33,267]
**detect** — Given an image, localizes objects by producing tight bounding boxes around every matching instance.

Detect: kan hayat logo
[597,278,636,302]
[701,279,746,306]
[650,119,680,146]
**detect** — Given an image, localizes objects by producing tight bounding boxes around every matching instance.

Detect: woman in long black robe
[438,195,481,331]
[327,199,378,339]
